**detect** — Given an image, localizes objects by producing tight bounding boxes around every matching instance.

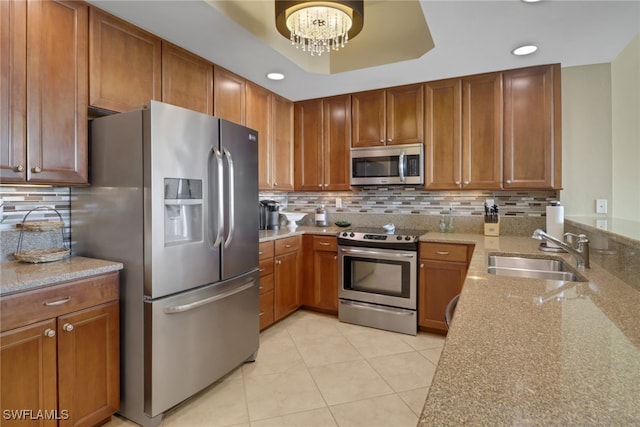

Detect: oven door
[338,245,417,310]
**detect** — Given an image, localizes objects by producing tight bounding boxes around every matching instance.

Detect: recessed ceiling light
[267,72,285,81]
[521,0,542,3]
[511,45,538,56]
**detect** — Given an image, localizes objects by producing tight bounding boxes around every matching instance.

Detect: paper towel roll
[546,202,564,247]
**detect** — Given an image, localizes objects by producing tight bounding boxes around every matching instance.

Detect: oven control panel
[338,231,420,244]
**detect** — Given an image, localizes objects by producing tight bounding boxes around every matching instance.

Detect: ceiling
[87,0,640,102]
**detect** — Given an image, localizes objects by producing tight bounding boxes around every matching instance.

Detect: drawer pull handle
[44,328,56,338]
[319,242,330,246]
[259,285,264,290]
[285,244,292,248]
[259,311,265,317]
[44,297,71,306]
[259,268,265,272]
[63,323,74,332]
[258,251,264,255]
[435,251,450,255]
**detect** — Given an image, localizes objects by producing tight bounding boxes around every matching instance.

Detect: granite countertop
[417,233,640,426]
[0,256,124,296]
[259,225,344,242]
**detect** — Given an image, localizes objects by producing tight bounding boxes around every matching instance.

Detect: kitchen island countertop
[417,233,640,426]
[1,256,123,296]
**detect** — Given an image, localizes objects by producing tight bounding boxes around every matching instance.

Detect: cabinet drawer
[420,243,469,263]
[259,290,274,330]
[274,235,301,255]
[259,273,274,294]
[259,241,274,261]
[313,236,338,251]
[259,258,274,277]
[0,272,119,332]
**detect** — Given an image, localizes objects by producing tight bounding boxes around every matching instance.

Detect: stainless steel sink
[487,254,586,282]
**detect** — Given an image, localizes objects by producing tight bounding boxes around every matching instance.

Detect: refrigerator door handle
[223,148,235,248]
[163,278,256,314]
[212,148,224,248]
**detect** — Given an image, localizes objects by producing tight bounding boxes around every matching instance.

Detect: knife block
[484,220,500,236]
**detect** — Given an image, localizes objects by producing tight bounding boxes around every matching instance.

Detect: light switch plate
[596,199,607,214]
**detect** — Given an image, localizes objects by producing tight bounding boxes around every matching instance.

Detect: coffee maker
[259,200,280,230]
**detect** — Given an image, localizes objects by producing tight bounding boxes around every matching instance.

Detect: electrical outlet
[335,197,342,208]
[596,199,607,214]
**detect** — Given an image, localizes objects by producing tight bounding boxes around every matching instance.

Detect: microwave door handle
[398,151,406,182]
[223,148,234,248]
[212,148,224,248]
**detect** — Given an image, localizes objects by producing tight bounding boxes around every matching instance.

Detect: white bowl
[280,212,307,230]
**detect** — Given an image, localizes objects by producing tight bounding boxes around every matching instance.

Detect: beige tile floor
[104,310,445,427]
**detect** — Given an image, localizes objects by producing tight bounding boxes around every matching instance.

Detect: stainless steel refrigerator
[74,101,259,427]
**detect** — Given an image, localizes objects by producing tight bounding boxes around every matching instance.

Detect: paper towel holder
[539,201,567,253]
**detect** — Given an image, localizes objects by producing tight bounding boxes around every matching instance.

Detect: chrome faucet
[531,229,590,269]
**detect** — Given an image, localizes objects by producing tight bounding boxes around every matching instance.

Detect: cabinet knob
[274,182,278,186]
[420,263,424,268]
[318,184,322,188]
[44,328,56,338]
[63,323,74,332]
[388,139,393,143]
[506,180,512,184]
[455,181,460,185]
[32,166,42,173]
[463,181,469,185]
[13,165,24,172]
[334,255,337,260]
[380,139,385,143]
[323,184,328,188]
[275,260,281,265]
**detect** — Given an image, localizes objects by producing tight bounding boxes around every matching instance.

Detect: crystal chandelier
[275,1,364,57]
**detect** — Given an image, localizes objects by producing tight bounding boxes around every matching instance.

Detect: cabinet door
[504,64,561,189]
[272,94,294,190]
[26,0,88,184]
[418,260,467,333]
[57,302,119,427]
[161,42,213,115]
[294,98,323,191]
[424,79,462,189]
[274,251,300,321]
[312,250,339,313]
[323,95,352,191]
[351,89,385,147]
[0,0,27,182]
[386,84,423,145]
[247,82,273,190]
[89,8,161,112]
[1,319,58,427]
[461,72,503,190]
[214,66,245,125]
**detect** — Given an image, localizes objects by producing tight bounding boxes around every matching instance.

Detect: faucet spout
[531,229,590,269]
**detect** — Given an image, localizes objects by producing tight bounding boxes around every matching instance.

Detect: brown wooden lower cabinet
[302,235,339,314]
[0,272,120,427]
[418,243,473,333]
[274,249,301,321]
[258,240,275,330]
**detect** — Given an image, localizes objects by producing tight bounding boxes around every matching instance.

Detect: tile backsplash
[260,188,559,217]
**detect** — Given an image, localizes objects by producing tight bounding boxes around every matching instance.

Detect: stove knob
[342,232,348,237]
[405,236,412,241]
[396,235,403,240]
[349,232,355,237]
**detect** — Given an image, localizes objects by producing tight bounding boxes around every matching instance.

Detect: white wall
[561,64,613,215]
[611,33,640,221]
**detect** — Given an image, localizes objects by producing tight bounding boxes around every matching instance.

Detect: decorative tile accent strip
[0,186,71,261]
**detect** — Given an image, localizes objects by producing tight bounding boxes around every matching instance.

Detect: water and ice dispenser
[164,178,203,246]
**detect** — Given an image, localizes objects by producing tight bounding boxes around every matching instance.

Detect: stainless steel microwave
[350,143,424,186]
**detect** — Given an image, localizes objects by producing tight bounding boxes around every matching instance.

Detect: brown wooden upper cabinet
[424,72,503,190]
[294,95,351,191]
[1,0,88,185]
[503,64,561,190]
[351,84,423,147]
[214,65,246,125]
[161,42,213,115]
[89,7,161,113]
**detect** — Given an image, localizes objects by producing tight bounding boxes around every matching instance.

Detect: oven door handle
[340,248,415,258]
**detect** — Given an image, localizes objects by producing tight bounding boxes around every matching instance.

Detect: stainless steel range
[338,227,423,335]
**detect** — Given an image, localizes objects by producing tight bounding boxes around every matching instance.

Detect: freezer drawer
[144,271,259,416]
